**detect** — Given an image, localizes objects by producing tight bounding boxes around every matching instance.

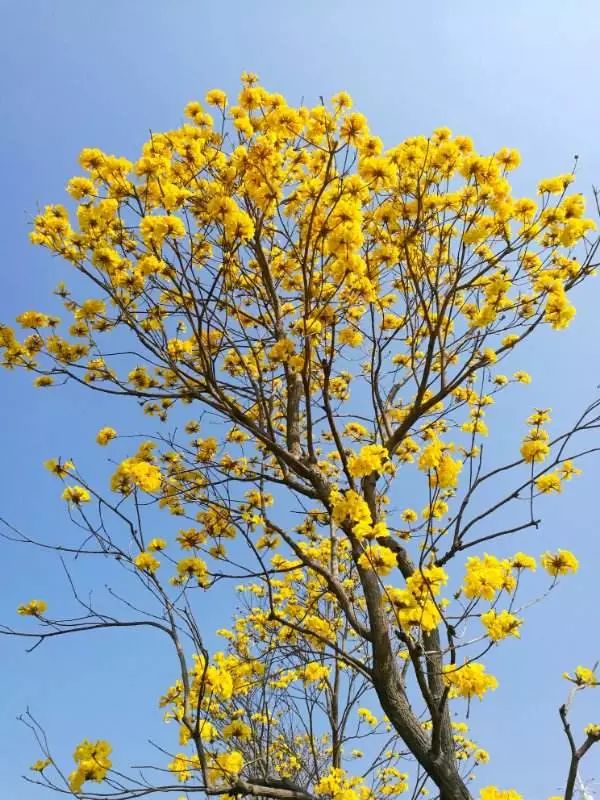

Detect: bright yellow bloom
[96,426,117,445]
[563,666,598,686]
[112,458,162,493]
[480,788,523,800]
[520,429,550,463]
[347,444,390,478]
[422,498,449,520]
[330,488,373,537]
[338,326,364,347]
[343,422,370,440]
[17,599,48,616]
[443,662,498,700]
[513,371,532,384]
[561,460,582,480]
[140,214,186,246]
[481,609,522,641]
[538,174,574,194]
[511,552,537,571]
[30,758,52,772]
[358,707,378,726]
[176,556,209,586]
[133,551,160,573]
[34,375,54,387]
[44,458,74,477]
[527,408,551,425]
[357,544,397,576]
[213,749,244,777]
[147,537,167,551]
[541,549,579,576]
[205,88,227,107]
[222,720,251,739]
[401,508,418,523]
[302,662,330,684]
[462,554,515,600]
[535,472,562,494]
[16,310,52,328]
[62,485,91,504]
[69,739,112,793]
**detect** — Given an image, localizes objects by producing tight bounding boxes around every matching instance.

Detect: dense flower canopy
[2,73,600,800]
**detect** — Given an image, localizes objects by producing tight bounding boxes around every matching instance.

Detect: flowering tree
[2,73,600,800]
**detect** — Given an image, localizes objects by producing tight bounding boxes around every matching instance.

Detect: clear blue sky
[2,1,600,797]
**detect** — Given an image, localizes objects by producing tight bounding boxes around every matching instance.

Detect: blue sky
[2,1,600,798]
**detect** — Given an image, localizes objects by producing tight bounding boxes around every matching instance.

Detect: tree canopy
[2,73,600,800]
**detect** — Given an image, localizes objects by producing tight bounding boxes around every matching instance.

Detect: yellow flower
[563,666,598,687]
[205,88,227,107]
[527,408,551,425]
[177,556,209,586]
[16,310,51,328]
[357,544,397,576]
[520,429,550,463]
[338,326,364,347]
[462,554,515,600]
[112,458,162,493]
[422,499,448,519]
[347,444,390,477]
[133,551,160,573]
[34,375,54,387]
[511,552,537,571]
[212,749,243,778]
[67,176,95,200]
[330,488,373,537]
[343,422,370,440]
[17,599,48,616]
[30,758,52,772]
[44,458,74,477]
[401,508,418,523]
[443,662,498,700]
[358,707,378,726]
[541,549,578,576]
[480,788,523,800]
[222,720,251,739]
[535,472,562,494]
[147,537,167,551]
[302,662,330,684]
[96,426,117,446]
[340,112,368,144]
[513,371,532,384]
[481,609,522,641]
[69,739,112,792]
[62,485,91,504]
[538,174,573,194]
[560,460,582,480]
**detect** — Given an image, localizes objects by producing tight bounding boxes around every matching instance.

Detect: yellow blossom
[96,426,117,445]
[563,666,598,687]
[347,444,391,478]
[443,662,498,700]
[541,549,579,576]
[480,609,522,641]
[133,551,160,573]
[357,544,397,576]
[62,485,91,504]
[17,599,48,616]
[535,472,562,494]
[30,758,52,772]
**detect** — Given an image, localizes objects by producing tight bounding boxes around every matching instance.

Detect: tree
[2,72,600,800]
